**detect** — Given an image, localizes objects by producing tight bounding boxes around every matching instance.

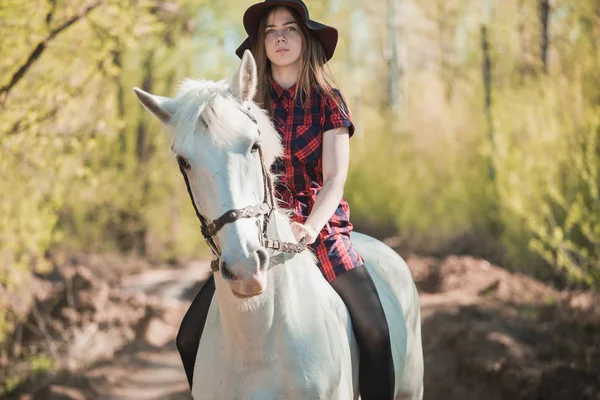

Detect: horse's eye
[177,156,190,170]
[251,142,261,153]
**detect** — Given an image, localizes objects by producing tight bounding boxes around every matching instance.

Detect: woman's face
[264,7,302,70]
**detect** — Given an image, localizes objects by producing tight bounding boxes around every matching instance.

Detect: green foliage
[343,0,600,288]
[525,116,600,288]
[346,103,492,240]
[3,375,24,394]
[0,0,223,392]
[488,24,600,288]
[29,354,54,374]
[2,354,54,394]
[0,0,217,357]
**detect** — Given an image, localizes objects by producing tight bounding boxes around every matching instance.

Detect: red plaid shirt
[269,79,363,283]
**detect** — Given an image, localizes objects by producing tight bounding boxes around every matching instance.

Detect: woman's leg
[175,275,215,389]
[330,265,395,400]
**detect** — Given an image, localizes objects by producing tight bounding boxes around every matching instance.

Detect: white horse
[134,50,423,400]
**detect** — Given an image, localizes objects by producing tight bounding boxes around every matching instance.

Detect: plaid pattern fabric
[269,79,363,283]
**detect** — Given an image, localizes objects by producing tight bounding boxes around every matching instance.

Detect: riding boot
[175,274,216,389]
[330,265,395,400]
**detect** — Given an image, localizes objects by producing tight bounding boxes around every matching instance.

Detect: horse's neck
[213,210,319,358]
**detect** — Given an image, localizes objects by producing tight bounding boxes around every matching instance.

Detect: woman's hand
[291,222,319,245]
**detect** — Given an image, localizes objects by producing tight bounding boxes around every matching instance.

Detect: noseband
[177,102,307,272]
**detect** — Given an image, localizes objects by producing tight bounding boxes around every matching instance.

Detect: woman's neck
[271,64,300,89]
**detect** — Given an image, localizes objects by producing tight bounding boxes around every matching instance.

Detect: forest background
[1,0,599,393]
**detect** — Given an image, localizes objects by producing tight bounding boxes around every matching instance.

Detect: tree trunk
[481,24,495,182]
[134,50,156,256]
[136,51,154,167]
[481,23,500,235]
[387,0,402,116]
[539,0,550,74]
[517,0,534,78]
[112,46,126,168]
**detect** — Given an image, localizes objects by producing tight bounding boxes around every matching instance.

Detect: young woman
[176,1,395,398]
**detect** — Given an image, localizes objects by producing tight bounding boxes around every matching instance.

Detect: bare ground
[12,254,600,400]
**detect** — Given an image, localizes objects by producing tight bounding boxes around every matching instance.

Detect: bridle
[177,101,307,273]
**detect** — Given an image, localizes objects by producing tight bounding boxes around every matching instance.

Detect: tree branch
[0,1,103,99]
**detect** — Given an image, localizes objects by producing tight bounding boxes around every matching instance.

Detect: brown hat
[235,0,338,62]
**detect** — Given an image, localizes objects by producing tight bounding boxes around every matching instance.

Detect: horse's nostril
[220,261,238,281]
[256,249,269,270]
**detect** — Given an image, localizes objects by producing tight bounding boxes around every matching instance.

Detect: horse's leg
[176,274,215,389]
[331,265,395,400]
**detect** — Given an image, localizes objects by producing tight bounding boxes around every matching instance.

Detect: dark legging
[330,265,395,399]
[176,275,215,389]
[175,265,394,399]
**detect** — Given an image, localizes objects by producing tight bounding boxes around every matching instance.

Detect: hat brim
[235,2,338,62]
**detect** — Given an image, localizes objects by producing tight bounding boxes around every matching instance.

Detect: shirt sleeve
[323,88,355,137]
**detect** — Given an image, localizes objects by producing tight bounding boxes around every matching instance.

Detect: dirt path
[24,256,600,400]
[27,262,212,400]
[37,343,191,400]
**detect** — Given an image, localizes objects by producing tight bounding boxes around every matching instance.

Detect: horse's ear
[133,87,176,124]
[230,50,257,102]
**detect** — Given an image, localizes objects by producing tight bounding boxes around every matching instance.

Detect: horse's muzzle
[229,275,267,298]
[231,288,264,299]
[219,247,269,297]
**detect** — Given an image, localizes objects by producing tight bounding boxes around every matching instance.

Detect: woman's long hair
[251,6,348,118]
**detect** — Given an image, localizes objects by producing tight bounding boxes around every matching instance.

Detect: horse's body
[194,212,423,400]
[134,50,423,400]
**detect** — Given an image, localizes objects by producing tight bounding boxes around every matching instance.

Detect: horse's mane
[168,78,282,170]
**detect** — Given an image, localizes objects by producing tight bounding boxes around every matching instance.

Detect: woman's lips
[276,49,289,53]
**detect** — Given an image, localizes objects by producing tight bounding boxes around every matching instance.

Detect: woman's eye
[266,29,275,35]
[287,26,296,31]
[251,142,261,153]
[177,156,190,169]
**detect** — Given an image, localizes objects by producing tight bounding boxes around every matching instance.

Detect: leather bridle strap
[178,163,222,258]
[204,203,271,237]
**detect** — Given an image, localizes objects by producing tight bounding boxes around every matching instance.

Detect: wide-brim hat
[235,0,338,62]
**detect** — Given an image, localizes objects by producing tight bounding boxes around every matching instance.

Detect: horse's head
[134,51,282,299]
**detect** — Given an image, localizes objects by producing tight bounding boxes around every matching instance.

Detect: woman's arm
[293,126,350,244]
